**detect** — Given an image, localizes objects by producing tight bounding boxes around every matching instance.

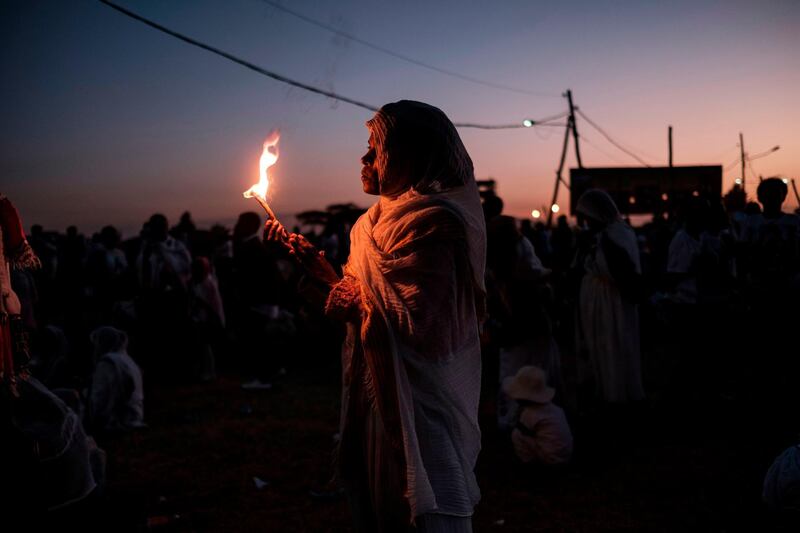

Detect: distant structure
[476,178,497,200]
[569,166,723,216]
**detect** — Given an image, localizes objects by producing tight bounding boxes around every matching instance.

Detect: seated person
[87,326,144,433]
[503,365,573,466]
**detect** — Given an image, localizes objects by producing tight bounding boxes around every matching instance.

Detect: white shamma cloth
[327,101,486,529]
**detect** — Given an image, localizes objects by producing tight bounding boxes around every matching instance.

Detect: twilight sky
[2,0,798,236]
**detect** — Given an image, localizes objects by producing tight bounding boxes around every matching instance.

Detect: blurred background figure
[486,210,560,431]
[574,189,644,406]
[87,326,144,434]
[503,365,573,467]
[189,256,225,382]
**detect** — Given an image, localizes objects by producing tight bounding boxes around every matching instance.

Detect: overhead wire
[256,0,561,98]
[98,0,565,130]
[575,109,652,167]
[578,133,629,165]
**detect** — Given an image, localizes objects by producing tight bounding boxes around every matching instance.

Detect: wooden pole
[740,132,746,197]
[668,125,673,167]
[792,179,800,205]
[566,89,583,169]
[548,114,573,227]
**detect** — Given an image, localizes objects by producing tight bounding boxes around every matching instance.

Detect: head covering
[0,194,40,270]
[366,100,474,197]
[90,326,128,360]
[763,444,800,512]
[576,189,620,225]
[338,101,486,520]
[1,195,39,394]
[502,365,555,403]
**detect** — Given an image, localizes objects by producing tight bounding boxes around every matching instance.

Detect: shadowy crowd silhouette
[2,177,799,529]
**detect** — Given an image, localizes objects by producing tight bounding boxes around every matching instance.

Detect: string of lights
[98,0,565,131]
[256,0,561,98]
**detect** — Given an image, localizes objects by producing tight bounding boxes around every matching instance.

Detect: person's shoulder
[778,213,800,226]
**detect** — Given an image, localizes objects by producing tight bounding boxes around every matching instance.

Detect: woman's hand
[288,233,341,288]
[264,220,340,287]
[264,219,289,244]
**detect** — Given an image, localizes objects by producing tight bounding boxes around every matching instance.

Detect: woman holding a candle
[267,100,485,532]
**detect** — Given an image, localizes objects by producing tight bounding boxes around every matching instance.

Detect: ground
[90,354,797,532]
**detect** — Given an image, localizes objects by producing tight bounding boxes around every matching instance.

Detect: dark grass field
[89,351,798,533]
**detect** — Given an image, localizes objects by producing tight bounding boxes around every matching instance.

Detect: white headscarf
[342,101,485,518]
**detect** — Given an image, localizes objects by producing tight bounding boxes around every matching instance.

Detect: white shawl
[345,178,485,517]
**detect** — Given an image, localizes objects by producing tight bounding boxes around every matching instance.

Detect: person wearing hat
[503,365,573,466]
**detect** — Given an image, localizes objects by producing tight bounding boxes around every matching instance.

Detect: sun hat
[502,365,555,403]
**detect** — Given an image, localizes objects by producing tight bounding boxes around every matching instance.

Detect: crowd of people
[2,108,799,528]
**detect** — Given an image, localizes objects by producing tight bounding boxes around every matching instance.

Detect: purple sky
[2,0,798,236]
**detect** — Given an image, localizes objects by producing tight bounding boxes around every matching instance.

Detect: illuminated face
[360,133,380,195]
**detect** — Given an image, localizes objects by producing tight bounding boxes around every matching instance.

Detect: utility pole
[740,132,746,195]
[668,126,673,167]
[792,179,800,206]
[548,116,572,227]
[566,89,583,169]
[546,89,584,227]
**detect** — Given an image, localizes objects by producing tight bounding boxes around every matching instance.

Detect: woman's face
[360,134,380,195]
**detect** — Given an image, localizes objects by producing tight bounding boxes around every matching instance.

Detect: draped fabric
[577,220,645,403]
[0,195,39,394]
[332,101,486,527]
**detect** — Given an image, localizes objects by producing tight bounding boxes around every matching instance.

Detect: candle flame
[243,130,280,201]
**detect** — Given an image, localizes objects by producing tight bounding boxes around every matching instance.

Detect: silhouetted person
[85,225,127,321]
[266,101,485,531]
[189,257,225,382]
[87,326,144,434]
[233,211,283,388]
[502,366,573,466]
[486,214,559,430]
[574,189,644,404]
[136,214,191,377]
[550,215,574,273]
[740,178,799,286]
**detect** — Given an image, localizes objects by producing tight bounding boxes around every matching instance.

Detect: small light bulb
[522,119,534,128]
[551,204,560,213]
[531,209,541,218]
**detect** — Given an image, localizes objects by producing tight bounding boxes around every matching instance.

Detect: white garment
[511,403,573,465]
[517,236,546,275]
[577,221,644,403]
[136,236,191,289]
[344,180,485,518]
[190,275,226,327]
[90,350,145,431]
[667,229,702,304]
[497,339,561,430]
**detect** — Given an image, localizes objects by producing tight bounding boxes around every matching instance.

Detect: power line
[748,146,780,161]
[257,0,560,98]
[98,0,563,130]
[576,109,652,167]
[724,157,740,172]
[98,0,378,111]
[578,133,629,165]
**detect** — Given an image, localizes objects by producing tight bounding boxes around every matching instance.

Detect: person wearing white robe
[575,189,644,404]
[267,101,485,532]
